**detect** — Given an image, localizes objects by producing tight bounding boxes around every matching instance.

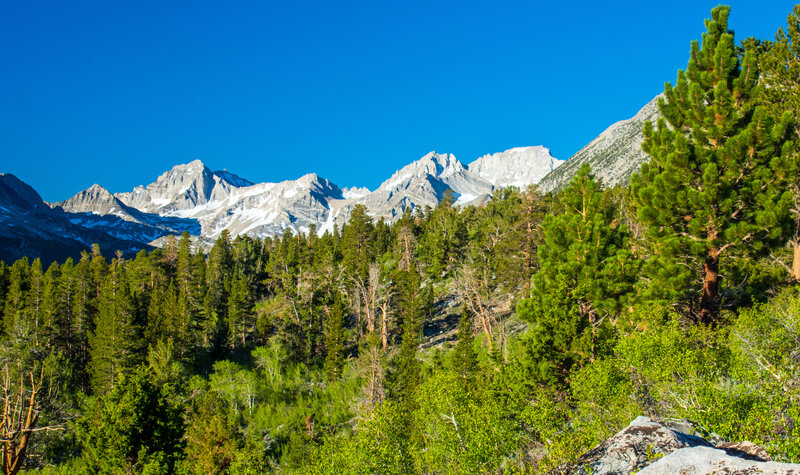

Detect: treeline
[1,4,800,474]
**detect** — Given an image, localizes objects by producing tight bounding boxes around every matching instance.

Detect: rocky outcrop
[538,95,661,192]
[639,446,800,474]
[569,416,712,474]
[569,416,800,475]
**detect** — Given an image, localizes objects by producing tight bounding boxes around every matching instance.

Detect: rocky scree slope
[538,94,661,192]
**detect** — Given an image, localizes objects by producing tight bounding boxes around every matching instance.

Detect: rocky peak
[116,160,255,213]
[416,152,464,178]
[377,152,468,193]
[468,146,564,188]
[57,183,134,218]
[212,169,254,188]
[538,94,662,192]
[0,173,49,211]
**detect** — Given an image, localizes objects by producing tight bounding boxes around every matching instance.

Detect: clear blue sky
[0,1,795,201]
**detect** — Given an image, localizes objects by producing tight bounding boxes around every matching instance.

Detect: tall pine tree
[631,6,792,324]
[518,165,638,385]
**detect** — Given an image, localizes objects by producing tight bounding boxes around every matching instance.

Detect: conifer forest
[4,5,800,474]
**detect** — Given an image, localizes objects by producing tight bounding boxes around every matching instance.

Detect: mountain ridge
[3,94,661,262]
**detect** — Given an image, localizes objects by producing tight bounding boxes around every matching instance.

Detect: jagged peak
[184,159,206,169]
[212,169,254,188]
[85,183,112,195]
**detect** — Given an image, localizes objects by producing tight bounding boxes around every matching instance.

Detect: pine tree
[226,274,254,349]
[71,253,96,392]
[758,5,800,281]
[452,307,478,389]
[205,231,233,354]
[630,6,792,324]
[88,261,142,394]
[517,165,637,385]
[3,258,30,338]
[324,292,346,381]
[26,259,43,347]
[341,204,375,282]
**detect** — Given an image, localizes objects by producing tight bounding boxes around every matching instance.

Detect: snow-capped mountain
[48,146,561,251]
[361,151,494,212]
[167,172,343,240]
[1,93,667,262]
[55,184,201,243]
[468,146,563,189]
[115,160,253,214]
[538,95,661,191]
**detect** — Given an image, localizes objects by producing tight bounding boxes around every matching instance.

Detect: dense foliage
[1,4,800,474]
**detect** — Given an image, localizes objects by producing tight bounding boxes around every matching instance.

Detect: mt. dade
[115,159,254,213]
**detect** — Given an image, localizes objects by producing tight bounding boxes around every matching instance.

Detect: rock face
[55,184,201,244]
[570,416,713,474]
[569,416,800,475]
[0,174,150,264]
[115,159,253,214]
[538,95,662,192]
[468,146,563,189]
[639,446,800,474]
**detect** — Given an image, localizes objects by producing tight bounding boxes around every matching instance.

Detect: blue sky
[0,1,795,201]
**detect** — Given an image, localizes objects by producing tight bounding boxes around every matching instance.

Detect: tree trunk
[380,302,389,351]
[699,253,720,325]
[792,240,800,282]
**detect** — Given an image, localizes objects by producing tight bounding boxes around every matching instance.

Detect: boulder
[569,416,712,474]
[567,416,800,474]
[639,446,800,474]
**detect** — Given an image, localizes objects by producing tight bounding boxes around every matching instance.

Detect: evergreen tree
[630,6,792,324]
[75,367,184,473]
[3,258,30,338]
[226,274,254,349]
[758,4,800,281]
[205,231,233,354]
[324,292,346,381]
[0,262,8,310]
[26,259,43,347]
[517,165,637,385]
[341,204,375,282]
[88,261,142,394]
[452,307,479,389]
[71,253,96,392]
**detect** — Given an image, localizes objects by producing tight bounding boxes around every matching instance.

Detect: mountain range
[0,95,660,263]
